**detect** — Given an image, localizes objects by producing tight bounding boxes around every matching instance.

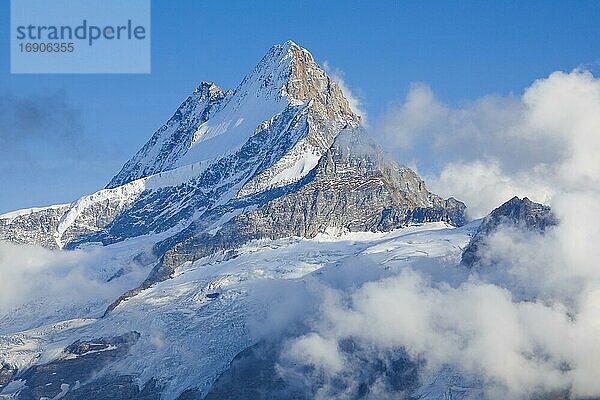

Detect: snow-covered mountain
[0,41,476,400]
[0,40,464,276]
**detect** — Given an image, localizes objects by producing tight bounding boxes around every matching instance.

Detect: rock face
[153,128,465,287]
[461,196,557,267]
[0,205,69,249]
[14,332,149,400]
[0,362,17,389]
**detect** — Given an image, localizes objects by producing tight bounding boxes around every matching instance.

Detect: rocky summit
[461,196,557,267]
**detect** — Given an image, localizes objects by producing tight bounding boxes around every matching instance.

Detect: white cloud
[286,333,344,373]
[378,83,448,151]
[0,242,144,332]
[0,243,89,312]
[323,61,368,126]
[426,159,553,219]
[281,265,600,398]
[376,70,600,217]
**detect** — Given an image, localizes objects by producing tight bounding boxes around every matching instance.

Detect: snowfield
[0,222,477,399]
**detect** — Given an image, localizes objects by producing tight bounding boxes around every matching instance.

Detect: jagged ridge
[461,196,557,267]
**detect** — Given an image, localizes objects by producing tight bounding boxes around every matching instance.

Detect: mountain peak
[240,40,316,103]
[461,196,557,267]
[265,39,307,62]
[281,39,300,47]
[247,41,357,119]
[106,41,360,189]
[193,81,223,99]
[264,40,316,74]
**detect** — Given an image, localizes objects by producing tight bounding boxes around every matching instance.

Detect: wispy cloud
[322,61,368,126]
[0,90,84,160]
[0,242,145,333]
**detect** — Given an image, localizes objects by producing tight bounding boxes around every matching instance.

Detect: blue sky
[1,0,599,213]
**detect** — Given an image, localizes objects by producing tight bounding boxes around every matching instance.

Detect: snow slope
[0,222,478,399]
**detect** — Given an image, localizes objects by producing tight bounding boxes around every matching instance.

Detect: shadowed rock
[461,196,558,267]
[13,332,147,400]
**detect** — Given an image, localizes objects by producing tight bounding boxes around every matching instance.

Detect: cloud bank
[376,70,600,218]
[0,242,144,334]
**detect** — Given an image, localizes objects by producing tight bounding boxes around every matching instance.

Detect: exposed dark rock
[205,339,420,400]
[65,331,140,356]
[0,205,69,249]
[0,362,17,389]
[13,332,142,400]
[176,388,203,400]
[461,196,558,267]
